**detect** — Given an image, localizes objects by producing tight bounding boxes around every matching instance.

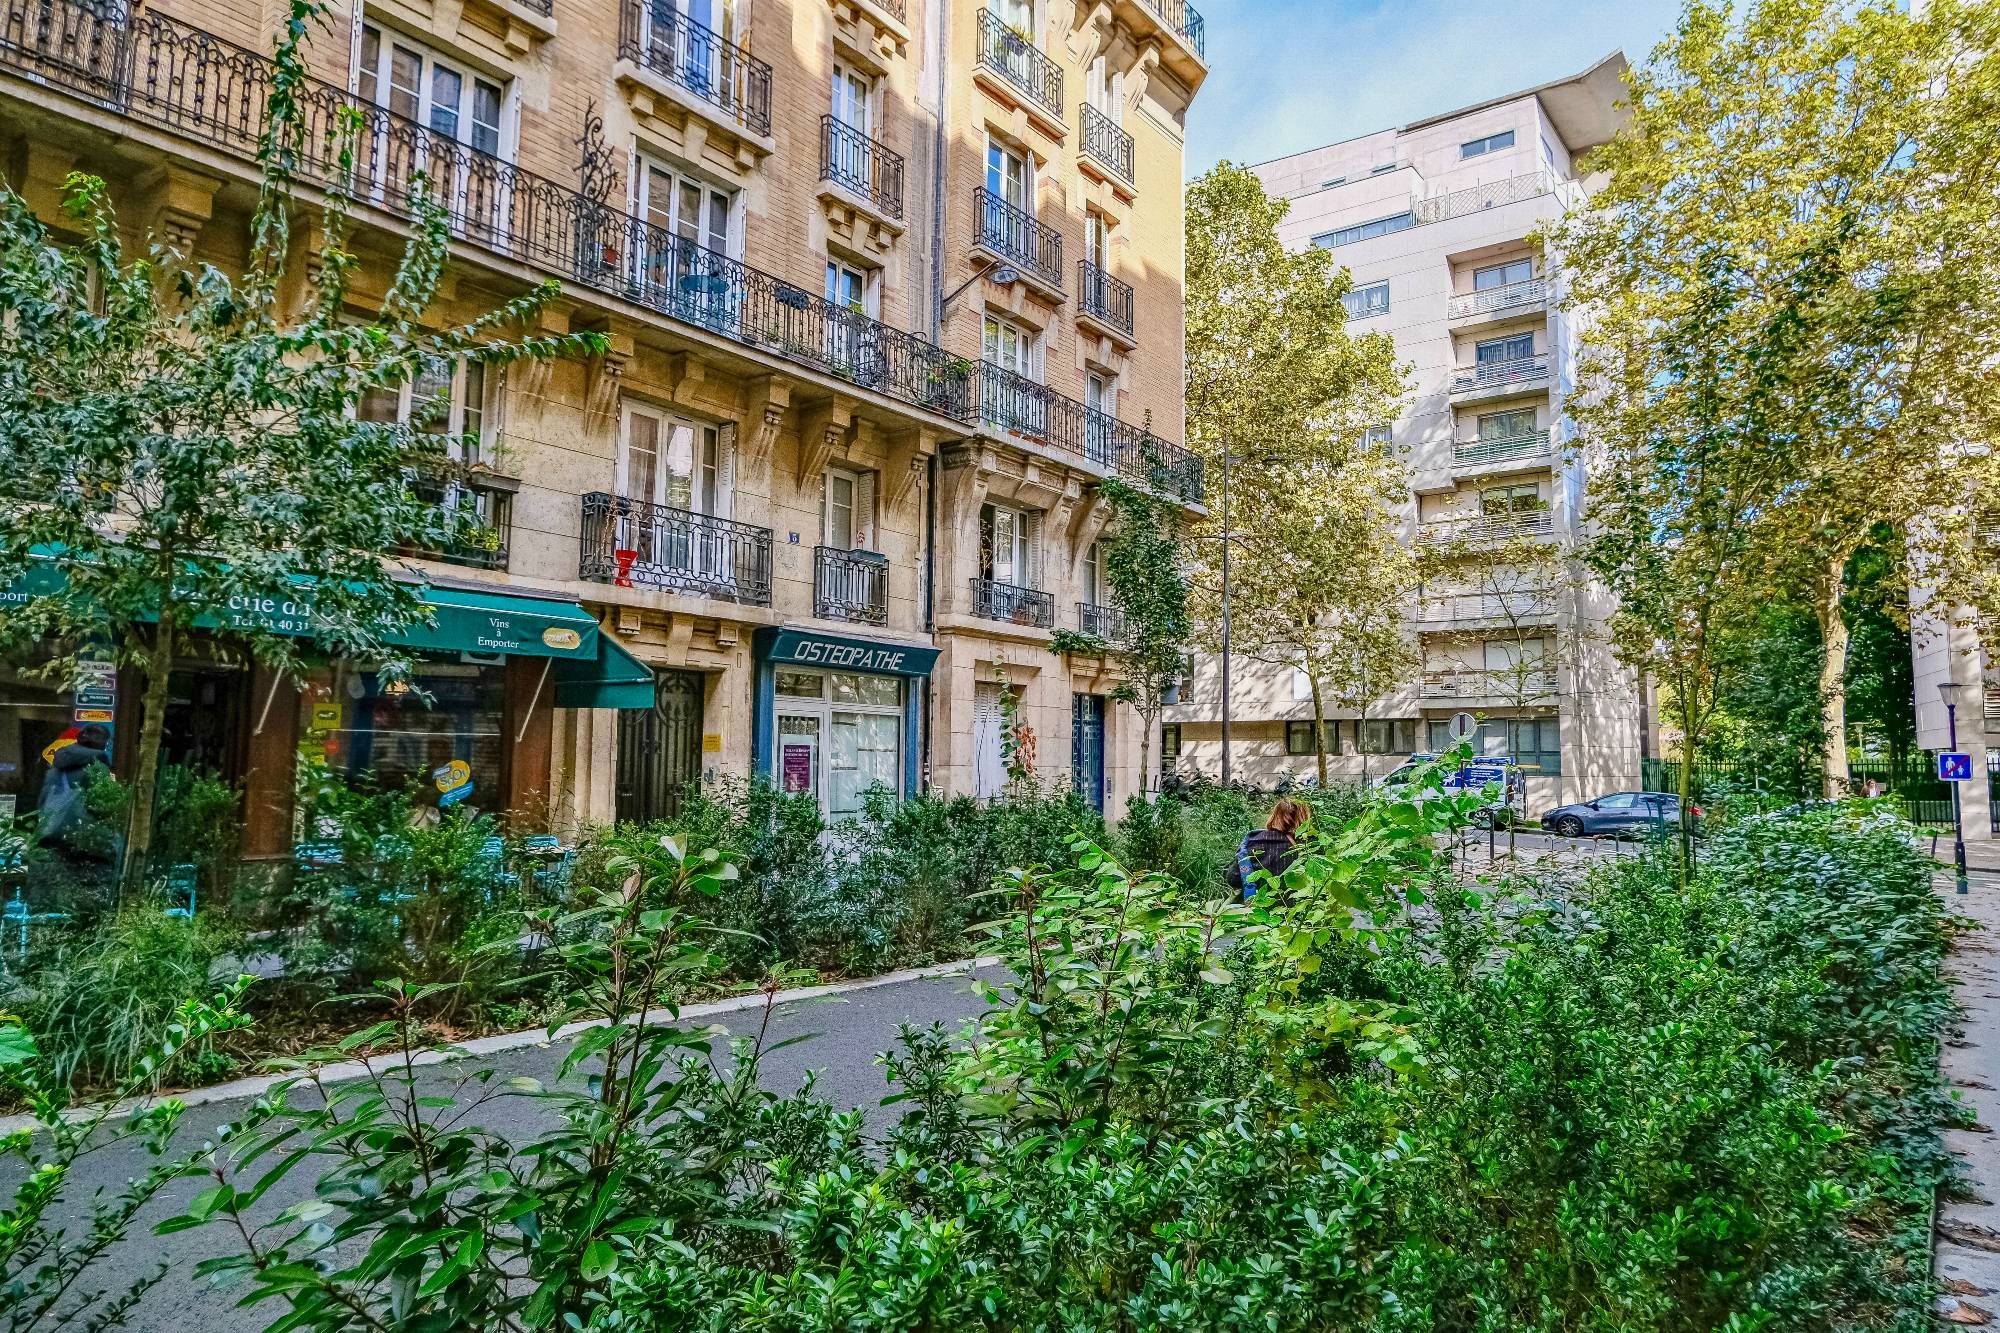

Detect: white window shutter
[854,471,876,551]
[716,423,736,519]
[1024,511,1042,587]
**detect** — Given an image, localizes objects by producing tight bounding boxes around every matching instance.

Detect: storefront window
[0,664,83,823]
[770,667,903,819]
[298,658,506,804]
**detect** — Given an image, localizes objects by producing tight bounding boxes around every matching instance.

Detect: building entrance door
[1072,692,1106,812]
[616,668,705,823]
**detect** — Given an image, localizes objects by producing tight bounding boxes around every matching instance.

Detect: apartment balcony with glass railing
[1421,669,1558,702]
[1448,278,1549,322]
[1415,590,1557,631]
[1449,354,1550,402]
[1450,431,1553,474]
[1418,510,1556,547]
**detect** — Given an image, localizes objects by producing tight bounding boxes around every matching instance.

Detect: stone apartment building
[1164,56,1643,811]
[0,0,1207,850]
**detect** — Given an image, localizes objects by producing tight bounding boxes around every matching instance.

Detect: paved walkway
[1935,839,2000,1324]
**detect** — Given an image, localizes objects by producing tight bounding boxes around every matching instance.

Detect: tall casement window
[822,467,876,551]
[636,157,735,258]
[986,140,1031,211]
[360,358,490,462]
[357,25,504,157]
[983,313,1037,378]
[618,402,724,515]
[979,502,1040,588]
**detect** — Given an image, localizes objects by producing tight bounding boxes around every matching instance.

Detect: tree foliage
[1096,477,1191,795]
[1556,0,2000,795]
[0,0,599,888]
[1183,162,1412,784]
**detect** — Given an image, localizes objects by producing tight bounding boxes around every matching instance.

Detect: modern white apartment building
[1164,55,1642,810]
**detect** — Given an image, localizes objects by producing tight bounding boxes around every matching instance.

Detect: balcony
[1078,261,1134,340]
[977,362,1206,504]
[974,188,1065,292]
[1078,602,1131,643]
[1079,104,1135,187]
[618,0,772,137]
[1449,353,1550,403]
[1422,669,1558,703]
[974,10,1063,124]
[820,114,904,221]
[405,470,516,571]
[1418,511,1556,547]
[0,0,980,432]
[971,577,1054,629]
[1448,278,1548,323]
[1142,0,1206,57]
[1451,431,1552,476]
[814,547,889,625]
[1416,591,1557,632]
[1415,171,1562,226]
[580,493,774,605]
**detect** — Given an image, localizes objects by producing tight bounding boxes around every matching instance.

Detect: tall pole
[1949,696,1970,896]
[1219,447,1233,788]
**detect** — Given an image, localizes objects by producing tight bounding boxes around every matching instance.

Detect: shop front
[751,628,939,820]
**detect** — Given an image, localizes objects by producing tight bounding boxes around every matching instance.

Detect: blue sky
[1187,0,1688,171]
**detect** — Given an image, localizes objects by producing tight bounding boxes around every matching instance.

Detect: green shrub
[23,907,244,1091]
[151,763,244,898]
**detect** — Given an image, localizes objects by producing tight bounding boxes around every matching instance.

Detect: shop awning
[0,552,654,708]
[554,633,655,710]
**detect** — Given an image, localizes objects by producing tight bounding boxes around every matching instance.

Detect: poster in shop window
[781,743,813,794]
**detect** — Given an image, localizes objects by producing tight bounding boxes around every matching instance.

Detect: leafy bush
[22,907,244,1091]
[150,763,244,898]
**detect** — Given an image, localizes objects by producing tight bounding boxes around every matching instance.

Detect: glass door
[777,714,822,801]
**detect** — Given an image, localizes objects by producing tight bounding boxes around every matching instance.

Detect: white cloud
[1188,0,1685,171]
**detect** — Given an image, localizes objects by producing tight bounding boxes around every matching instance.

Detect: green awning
[387,587,601,659]
[554,633,656,710]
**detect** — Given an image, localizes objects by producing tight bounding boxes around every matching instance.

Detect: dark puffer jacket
[1227,829,1297,901]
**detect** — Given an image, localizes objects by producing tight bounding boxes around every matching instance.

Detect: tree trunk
[1816,557,1852,799]
[1357,701,1370,786]
[119,613,176,900]
[1308,673,1329,788]
[1676,686,1698,886]
[1138,702,1156,803]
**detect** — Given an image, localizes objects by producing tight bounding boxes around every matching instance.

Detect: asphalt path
[19,963,1005,1333]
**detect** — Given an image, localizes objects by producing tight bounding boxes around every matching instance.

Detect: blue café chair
[160,862,197,920]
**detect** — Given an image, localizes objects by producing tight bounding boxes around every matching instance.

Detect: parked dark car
[1539,791,1700,839]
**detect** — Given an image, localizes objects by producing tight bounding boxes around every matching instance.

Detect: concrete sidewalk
[1933,843,2000,1324]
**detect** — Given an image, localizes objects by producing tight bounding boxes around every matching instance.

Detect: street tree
[0,0,600,891]
[1552,0,2000,796]
[1096,477,1191,798]
[1184,161,1409,784]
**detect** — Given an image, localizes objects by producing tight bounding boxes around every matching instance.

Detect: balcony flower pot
[613,548,639,588]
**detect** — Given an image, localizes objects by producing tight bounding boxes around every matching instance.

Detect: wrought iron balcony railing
[1080,103,1134,184]
[1078,260,1134,338]
[1448,278,1547,320]
[1078,602,1130,643]
[979,362,1206,504]
[1451,431,1552,470]
[1140,0,1205,57]
[405,472,514,571]
[814,546,889,624]
[1421,669,1557,701]
[0,0,1199,498]
[1450,353,1550,395]
[617,0,772,137]
[580,493,774,605]
[974,9,1062,120]
[974,187,1064,290]
[1418,511,1556,545]
[971,577,1054,628]
[819,114,904,219]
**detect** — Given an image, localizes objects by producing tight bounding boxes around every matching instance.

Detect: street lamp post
[1942,680,1970,897]
[1219,447,1232,789]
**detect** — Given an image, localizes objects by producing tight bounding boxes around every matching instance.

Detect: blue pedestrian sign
[1939,752,1974,783]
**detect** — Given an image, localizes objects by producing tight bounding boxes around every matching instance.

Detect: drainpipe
[919,0,950,792]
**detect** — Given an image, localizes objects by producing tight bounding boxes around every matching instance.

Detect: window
[1473,257,1534,291]
[1085,55,1120,121]
[996,0,1033,37]
[831,62,871,134]
[1084,211,1111,269]
[1286,721,1341,755]
[983,314,1037,377]
[1359,719,1419,755]
[1501,716,1562,773]
[1084,371,1114,463]
[1474,332,1535,367]
[986,140,1031,210]
[1313,212,1414,249]
[772,668,905,821]
[1478,408,1538,441]
[825,258,875,315]
[1342,281,1389,320]
[1480,483,1542,516]
[1361,424,1394,448]
[357,25,504,156]
[638,158,734,258]
[980,503,1039,587]
[823,467,876,551]
[618,402,723,515]
[1160,723,1181,763]
[1460,129,1516,159]
[1080,540,1102,606]
[360,358,490,462]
